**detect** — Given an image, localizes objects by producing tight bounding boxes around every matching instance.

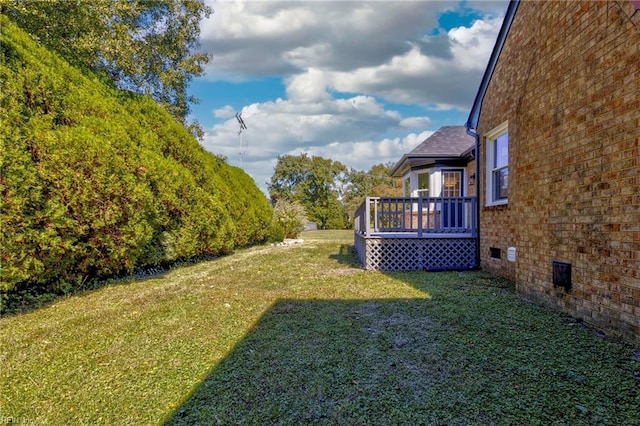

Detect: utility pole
[235,112,248,168]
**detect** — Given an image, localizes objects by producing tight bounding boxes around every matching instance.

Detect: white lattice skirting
[354,234,477,271]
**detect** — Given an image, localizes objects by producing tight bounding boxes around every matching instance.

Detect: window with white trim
[417,172,430,197]
[442,170,462,198]
[485,121,508,206]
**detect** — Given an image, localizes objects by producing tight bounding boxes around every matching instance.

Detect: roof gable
[407,126,475,157]
[391,126,475,176]
[465,0,520,131]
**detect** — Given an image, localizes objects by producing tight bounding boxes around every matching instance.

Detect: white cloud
[276,14,503,109]
[286,131,435,172]
[199,1,443,77]
[213,105,236,118]
[202,95,410,161]
[400,116,432,128]
[200,1,506,109]
[201,95,433,193]
[285,68,331,102]
[195,0,508,195]
[449,17,505,71]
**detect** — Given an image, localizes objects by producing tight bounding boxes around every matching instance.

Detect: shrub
[215,165,272,246]
[271,200,307,240]
[0,16,271,312]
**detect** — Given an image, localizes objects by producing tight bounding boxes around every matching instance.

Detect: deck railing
[354,196,477,237]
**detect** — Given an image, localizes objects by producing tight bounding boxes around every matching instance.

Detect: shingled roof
[391,126,475,176]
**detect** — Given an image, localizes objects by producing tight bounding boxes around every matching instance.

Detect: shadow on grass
[328,244,362,268]
[165,297,446,425]
[164,269,640,425]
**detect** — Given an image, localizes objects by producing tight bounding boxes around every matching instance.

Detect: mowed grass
[1,230,638,425]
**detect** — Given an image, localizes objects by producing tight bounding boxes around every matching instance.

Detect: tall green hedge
[0,17,271,311]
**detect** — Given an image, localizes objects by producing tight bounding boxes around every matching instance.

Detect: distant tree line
[268,154,402,230]
[0,17,271,312]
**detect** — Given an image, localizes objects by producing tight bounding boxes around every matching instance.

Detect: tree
[342,163,402,227]
[2,0,212,125]
[268,154,347,229]
[367,163,403,196]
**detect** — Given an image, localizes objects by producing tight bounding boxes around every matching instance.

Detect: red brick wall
[476,1,640,343]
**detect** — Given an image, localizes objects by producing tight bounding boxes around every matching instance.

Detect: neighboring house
[391,126,476,201]
[466,0,640,343]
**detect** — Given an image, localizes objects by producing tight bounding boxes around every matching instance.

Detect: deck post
[417,198,423,237]
[365,198,371,236]
[372,198,376,234]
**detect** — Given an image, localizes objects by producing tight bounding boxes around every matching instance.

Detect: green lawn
[1,230,638,425]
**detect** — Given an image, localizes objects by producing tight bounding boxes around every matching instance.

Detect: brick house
[465,0,640,342]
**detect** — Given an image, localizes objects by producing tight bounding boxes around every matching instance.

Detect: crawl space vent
[490,247,501,259]
[552,261,571,290]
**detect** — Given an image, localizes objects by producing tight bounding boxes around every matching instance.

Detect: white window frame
[417,171,430,197]
[484,121,509,206]
[441,169,464,198]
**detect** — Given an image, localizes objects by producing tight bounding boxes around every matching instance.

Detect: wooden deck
[354,197,478,271]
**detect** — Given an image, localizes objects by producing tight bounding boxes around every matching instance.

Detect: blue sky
[188,0,509,194]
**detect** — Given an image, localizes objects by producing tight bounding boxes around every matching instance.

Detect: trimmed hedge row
[0,17,271,311]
